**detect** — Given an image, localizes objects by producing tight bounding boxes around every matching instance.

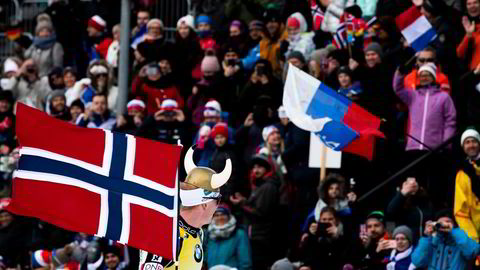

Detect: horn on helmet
[211,158,232,189]
[184,146,197,175]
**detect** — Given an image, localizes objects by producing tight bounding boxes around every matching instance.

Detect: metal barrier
[152,0,190,41]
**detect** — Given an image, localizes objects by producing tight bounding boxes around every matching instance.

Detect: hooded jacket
[131,75,184,115]
[321,0,356,33]
[285,13,315,60]
[393,71,456,151]
[457,21,480,71]
[411,228,480,270]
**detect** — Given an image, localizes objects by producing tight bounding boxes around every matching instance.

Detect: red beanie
[287,17,300,29]
[88,15,106,32]
[211,123,228,138]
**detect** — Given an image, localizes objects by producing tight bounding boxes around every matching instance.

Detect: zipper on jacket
[419,91,430,150]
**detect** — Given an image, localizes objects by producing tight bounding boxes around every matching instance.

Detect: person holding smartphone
[298,207,349,270]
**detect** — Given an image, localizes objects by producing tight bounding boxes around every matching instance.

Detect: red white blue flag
[396,5,437,51]
[8,103,182,258]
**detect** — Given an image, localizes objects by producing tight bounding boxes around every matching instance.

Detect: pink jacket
[393,71,456,151]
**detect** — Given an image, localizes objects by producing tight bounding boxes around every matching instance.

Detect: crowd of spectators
[3,0,480,269]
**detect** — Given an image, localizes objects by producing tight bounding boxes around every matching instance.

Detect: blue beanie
[196,15,212,26]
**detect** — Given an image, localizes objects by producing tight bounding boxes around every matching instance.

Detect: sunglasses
[417,58,434,63]
[203,196,222,204]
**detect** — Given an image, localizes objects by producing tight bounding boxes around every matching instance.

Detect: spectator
[125,99,146,128]
[393,63,456,152]
[454,128,480,241]
[403,47,451,93]
[321,0,355,33]
[337,66,363,100]
[457,0,480,70]
[284,13,315,61]
[257,125,286,177]
[209,123,240,199]
[9,59,51,110]
[205,204,252,270]
[386,177,435,243]
[69,99,84,124]
[106,24,120,69]
[104,245,129,270]
[286,51,307,71]
[85,15,113,60]
[411,209,480,269]
[76,94,116,130]
[387,226,416,270]
[230,153,280,270]
[131,9,150,47]
[260,8,288,78]
[239,21,264,71]
[347,211,393,270]
[135,19,173,65]
[131,62,184,115]
[24,13,64,77]
[239,59,283,117]
[175,15,203,86]
[47,90,70,121]
[136,99,188,145]
[226,20,249,58]
[308,46,335,81]
[47,67,65,91]
[63,67,77,94]
[298,207,351,270]
[324,49,347,90]
[196,15,217,51]
[79,60,118,113]
[0,92,16,154]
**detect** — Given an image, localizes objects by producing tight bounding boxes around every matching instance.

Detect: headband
[180,188,220,206]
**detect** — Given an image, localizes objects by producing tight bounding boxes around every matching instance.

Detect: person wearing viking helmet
[139,146,232,270]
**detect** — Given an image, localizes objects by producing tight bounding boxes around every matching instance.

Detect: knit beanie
[215,203,231,216]
[50,90,65,100]
[393,225,413,244]
[262,125,279,142]
[177,15,195,29]
[3,58,19,74]
[250,153,271,170]
[147,18,164,30]
[160,99,178,110]
[35,20,54,35]
[204,99,222,117]
[364,42,384,59]
[418,63,437,80]
[271,258,295,270]
[127,99,146,112]
[287,51,306,64]
[199,125,212,137]
[461,127,480,146]
[337,66,352,77]
[211,122,228,138]
[196,15,212,26]
[230,20,242,30]
[88,15,107,32]
[201,56,220,73]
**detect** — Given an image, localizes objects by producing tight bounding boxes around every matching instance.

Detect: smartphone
[256,65,265,76]
[316,222,331,236]
[360,224,367,237]
[227,59,237,66]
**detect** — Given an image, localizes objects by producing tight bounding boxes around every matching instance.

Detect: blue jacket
[241,44,260,71]
[206,228,252,270]
[411,228,480,270]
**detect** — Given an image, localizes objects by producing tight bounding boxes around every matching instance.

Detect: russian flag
[283,64,385,160]
[395,5,437,52]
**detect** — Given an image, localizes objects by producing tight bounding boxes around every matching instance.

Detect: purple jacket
[393,71,456,151]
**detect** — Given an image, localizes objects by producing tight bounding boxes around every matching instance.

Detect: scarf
[33,34,57,50]
[208,215,237,240]
[386,247,416,270]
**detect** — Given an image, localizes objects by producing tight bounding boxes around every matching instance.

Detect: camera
[431,222,447,231]
[227,59,237,66]
[316,222,332,236]
[26,65,35,74]
[146,64,160,76]
[162,110,176,117]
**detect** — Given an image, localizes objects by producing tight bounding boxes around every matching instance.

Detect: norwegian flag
[8,103,182,258]
[332,13,354,49]
[311,0,325,31]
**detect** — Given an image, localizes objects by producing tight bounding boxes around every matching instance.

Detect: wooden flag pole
[320,143,328,185]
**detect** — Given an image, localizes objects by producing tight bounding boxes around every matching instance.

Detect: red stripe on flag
[16,103,106,166]
[395,5,421,31]
[134,137,181,189]
[129,204,174,257]
[8,179,101,235]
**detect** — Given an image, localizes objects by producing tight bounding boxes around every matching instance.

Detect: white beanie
[461,128,480,146]
[177,15,195,29]
[262,125,279,142]
[3,58,18,74]
[204,100,222,117]
[199,125,212,137]
[418,63,437,80]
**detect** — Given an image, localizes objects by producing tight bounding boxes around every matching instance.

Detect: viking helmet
[183,146,232,192]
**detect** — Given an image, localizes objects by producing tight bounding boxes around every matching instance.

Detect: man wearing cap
[139,147,232,270]
[230,153,280,270]
[454,128,480,242]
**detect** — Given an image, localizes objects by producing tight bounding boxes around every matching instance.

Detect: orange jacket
[259,27,288,77]
[457,23,480,70]
[404,68,451,94]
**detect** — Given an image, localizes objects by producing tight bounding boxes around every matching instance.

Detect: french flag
[395,5,437,52]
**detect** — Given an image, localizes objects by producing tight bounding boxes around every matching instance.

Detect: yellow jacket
[259,27,288,77]
[454,169,480,242]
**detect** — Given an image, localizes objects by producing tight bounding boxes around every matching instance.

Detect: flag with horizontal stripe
[395,5,437,51]
[7,103,182,258]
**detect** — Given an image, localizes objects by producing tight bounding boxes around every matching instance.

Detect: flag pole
[175,141,183,270]
[320,143,327,184]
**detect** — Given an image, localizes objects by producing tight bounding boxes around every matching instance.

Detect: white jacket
[321,0,355,33]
